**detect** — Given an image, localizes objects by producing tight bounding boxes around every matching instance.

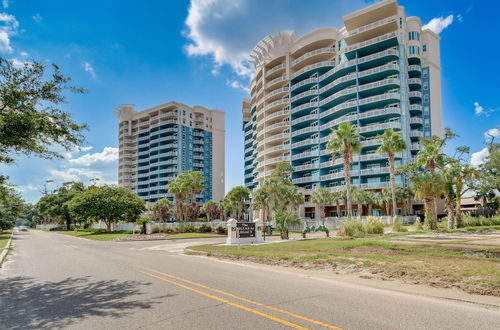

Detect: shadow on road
[0,276,173,329]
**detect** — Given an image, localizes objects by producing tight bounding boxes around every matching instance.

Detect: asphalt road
[0,230,499,330]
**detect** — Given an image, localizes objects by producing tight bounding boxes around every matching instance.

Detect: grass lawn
[166,232,223,239]
[58,231,131,241]
[0,231,12,249]
[190,236,500,296]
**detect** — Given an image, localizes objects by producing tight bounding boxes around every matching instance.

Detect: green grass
[166,232,222,239]
[58,231,131,241]
[190,236,500,296]
[0,231,12,249]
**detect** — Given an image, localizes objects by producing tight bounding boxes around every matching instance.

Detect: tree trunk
[344,151,352,219]
[66,215,72,231]
[424,198,436,230]
[357,203,362,219]
[455,183,463,228]
[368,204,372,216]
[389,153,397,219]
[336,201,340,217]
[446,195,456,230]
[105,219,112,233]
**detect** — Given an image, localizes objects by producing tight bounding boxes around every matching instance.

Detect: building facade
[242,0,442,216]
[117,101,225,204]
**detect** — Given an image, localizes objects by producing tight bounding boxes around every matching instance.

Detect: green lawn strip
[190,237,500,295]
[0,231,12,249]
[58,231,131,241]
[165,232,223,239]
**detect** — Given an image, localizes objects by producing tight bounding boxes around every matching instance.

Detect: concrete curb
[0,231,14,268]
[184,248,210,256]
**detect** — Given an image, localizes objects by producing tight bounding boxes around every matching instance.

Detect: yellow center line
[141,267,343,330]
[134,269,310,330]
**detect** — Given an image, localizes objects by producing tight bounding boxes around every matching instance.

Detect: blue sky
[0,0,498,203]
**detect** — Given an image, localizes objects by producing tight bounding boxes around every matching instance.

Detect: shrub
[180,224,195,233]
[392,220,408,232]
[216,226,226,235]
[462,215,500,227]
[198,224,212,233]
[338,219,365,237]
[196,217,207,222]
[151,227,161,234]
[365,217,385,235]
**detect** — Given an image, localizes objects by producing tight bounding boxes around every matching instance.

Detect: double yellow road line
[135,267,343,330]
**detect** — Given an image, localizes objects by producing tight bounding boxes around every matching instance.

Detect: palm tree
[251,185,270,224]
[226,186,250,220]
[326,122,362,219]
[377,129,406,218]
[274,209,301,239]
[380,188,393,216]
[331,191,343,217]
[364,190,378,216]
[412,172,445,229]
[311,187,333,226]
[150,197,173,222]
[167,179,187,221]
[184,171,205,208]
[351,187,366,219]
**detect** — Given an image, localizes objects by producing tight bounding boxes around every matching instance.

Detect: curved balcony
[409,104,423,114]
[347,15,398,37]
[291,47,336,68]
[411,143,422,151]
[291,100,318,114]
[358,63,399,80]
[265,86,290,102]
[346,31,398,53]
[265,63,286,78]
[408,78,422,88]
[358,78,400,95]
[319,86,357,108]
[409,117,423,125]
[291,76,318,92]
[264,143,289,156]
[261,108,290,126]
[357,121,400,134]
[264,132,291,144]
[410,130,424,138]
[291,149,320,161]
[319,59,357,83]
[319,72,356,95]
[291,113,319,126]
[265,154,290,166]
[359,106,401,121]
[292,175,319,184]
[295,163,319,172]
[357,48,399,67]
[262,97,289,115]
[291,88,318,103]
[265,74,288,90]
[291,60,335,80]
[408,91,422,101]
[320,113,358,133]
[291,125,319,138]
[408,65,421,75]
[319,100,357,120]
[361,138,382,148]
[258,121,289,137]
[358,92,400,108]
[291,137,319,149]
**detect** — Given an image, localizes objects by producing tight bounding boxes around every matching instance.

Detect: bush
[216,226,226,235]
[180,224,195,233]
[392,220,408,232]
[75,228,107,234]
[366,217,385,235]
[198,224,212,233]
[338,219,365,237]
[462,215,500,227]
[196,217,207,222]
[151,227,161,234]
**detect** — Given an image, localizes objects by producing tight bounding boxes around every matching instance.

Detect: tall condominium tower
[117,101,225,204]
[242,0,441,216]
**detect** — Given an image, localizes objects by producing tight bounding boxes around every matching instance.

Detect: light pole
[43,179,54,196]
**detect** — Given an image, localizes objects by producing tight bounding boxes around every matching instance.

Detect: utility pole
[43,179,54,196]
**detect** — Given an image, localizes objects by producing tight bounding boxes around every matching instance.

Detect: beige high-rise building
[242,0,442,216]
[117,101,225,203]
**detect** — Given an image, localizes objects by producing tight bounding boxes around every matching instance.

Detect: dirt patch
[347,246,399,255]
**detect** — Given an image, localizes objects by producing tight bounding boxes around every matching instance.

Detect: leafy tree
[251,185,270,224]
[219,198,232,221]
[226,186,250,220]
[0,185,24,231]
[0,58,87,164]
[310,187,332,225]
[15,203,42,228]
[150,198,173,222]
[167,177,187,221]
[364,190,379,216]
[183,171,205,207]
[326,122,362,218]
[68,185,146,232]
[274,209,301,240]
[377,128,406,217]
[167,171,205,221]
[36,181,85,230]
[202,200,221,222]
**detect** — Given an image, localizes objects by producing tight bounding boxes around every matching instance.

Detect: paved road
[0,230,499,329]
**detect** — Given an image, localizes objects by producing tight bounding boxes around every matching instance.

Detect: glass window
[424,119,430,127]
[189,113,192,118]
[423,82,429,90]
[422,44,427,52]
[424,95,429,102]
[424,106,430,115]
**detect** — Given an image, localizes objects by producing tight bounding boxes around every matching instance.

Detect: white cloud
[484,128,500,139]
[470,147,489,167]
[183,0,363,78]
[32,13,42,23]
[10,57,31,68]
[2,0,8,9]
[69,146,118,166]
[0,12,18,53]
[227,79,250,94]
[83,61,96,78]
[19,51,28,56]
[474,101,499,117]
[422,14,454,34]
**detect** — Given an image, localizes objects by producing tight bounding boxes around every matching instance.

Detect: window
[424,119,430,127]
[423,81,429,90]
[189,113,192,118]
[424,95,429,102]
[422,44,427,52]
[424,106,430,115]
[409,46,420,55]
[408,31,420,41]
[182,110,186,116]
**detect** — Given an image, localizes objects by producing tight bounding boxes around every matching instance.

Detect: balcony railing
[346,31,398,53]
[357,121,400,134]
[319,72,356,94]
[410,130,423,138]
[319,100,358,119]
[291,149,320,161]
[291,60,335,80]
[319,59,357,82]
[291,88,318,102]
[348,15,398,37]
[291,101,318,114]
[291,137,319,149]
[291,125,319,137]
[265,63,286,77]
[291,77,318,91]
[291,113,319,126]
[291,47,335,67]
[265,86,290,101]
[409,117,423,125]
[265,75,288,89]
[319,86,357,107]
[358,92,400,106]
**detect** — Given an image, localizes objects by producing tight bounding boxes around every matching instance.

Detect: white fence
[284,215,417,231]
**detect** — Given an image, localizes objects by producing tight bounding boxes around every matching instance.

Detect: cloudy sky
[0,0,498,203]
